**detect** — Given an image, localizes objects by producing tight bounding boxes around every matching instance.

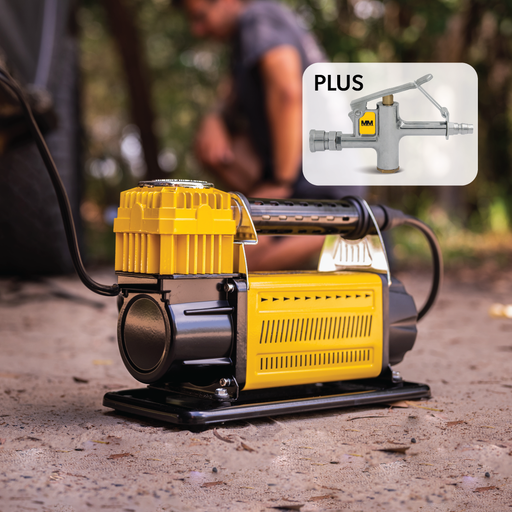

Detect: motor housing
[114,180,418,397]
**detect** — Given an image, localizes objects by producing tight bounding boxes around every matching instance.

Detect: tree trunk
[102,0,162,180]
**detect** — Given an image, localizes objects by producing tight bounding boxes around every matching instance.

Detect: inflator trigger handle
[349,74,433,114]
[412,75,451,138]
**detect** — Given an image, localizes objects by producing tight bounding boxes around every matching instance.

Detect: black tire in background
[0,0,82,275]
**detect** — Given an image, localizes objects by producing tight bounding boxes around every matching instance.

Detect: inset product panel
[303,63,478,186]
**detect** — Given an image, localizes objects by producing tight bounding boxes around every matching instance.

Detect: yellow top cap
[114,180,237,275]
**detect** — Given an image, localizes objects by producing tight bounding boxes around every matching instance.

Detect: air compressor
[0,67,442,427]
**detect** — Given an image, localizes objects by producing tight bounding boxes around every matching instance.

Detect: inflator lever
[350,74,432,114]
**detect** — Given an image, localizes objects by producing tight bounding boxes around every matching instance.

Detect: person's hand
[194,113,234,169]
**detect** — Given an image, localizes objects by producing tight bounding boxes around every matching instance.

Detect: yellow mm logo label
[359,112,376,135]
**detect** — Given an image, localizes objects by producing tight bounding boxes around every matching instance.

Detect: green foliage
[78,0,512,265]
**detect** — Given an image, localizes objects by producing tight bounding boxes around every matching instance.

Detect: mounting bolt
[219,378,231,387]
[224,283,235,293]
[391,370,403,383]
[215,388,229,399]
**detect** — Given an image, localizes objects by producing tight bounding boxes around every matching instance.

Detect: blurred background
[1,0,512,274]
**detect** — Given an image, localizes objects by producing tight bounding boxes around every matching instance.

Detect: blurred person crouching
[179,0,364,269]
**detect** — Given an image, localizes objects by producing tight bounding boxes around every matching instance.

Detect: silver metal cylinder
[248,197,360,235]
[398,121,446,136]
[376,103,401,172]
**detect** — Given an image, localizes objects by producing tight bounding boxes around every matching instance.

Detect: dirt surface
[1,269,511,511]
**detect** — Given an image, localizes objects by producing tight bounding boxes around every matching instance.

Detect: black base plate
[103,378,430,427]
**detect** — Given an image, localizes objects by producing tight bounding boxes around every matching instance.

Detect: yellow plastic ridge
[114,184,236,275]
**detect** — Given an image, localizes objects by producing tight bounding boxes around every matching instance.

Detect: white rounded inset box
[302,63,478,186]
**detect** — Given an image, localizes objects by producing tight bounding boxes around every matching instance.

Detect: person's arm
[195,111,234,168]
[255,45,302,197]
[194,77,235,169]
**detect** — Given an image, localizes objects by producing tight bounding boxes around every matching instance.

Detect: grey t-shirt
[229,0,325,182]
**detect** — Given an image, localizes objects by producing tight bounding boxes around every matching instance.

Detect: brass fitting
[382,94,394,106]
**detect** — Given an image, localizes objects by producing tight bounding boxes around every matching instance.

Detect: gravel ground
[0,269,511,511]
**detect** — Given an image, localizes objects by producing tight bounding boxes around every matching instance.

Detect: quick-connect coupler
[310,130,342,152]
[309,130,343,153]
[309,74,474,173]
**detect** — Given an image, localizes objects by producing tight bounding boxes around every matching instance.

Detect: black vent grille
[259,349,372,371]
[259,315,373,344]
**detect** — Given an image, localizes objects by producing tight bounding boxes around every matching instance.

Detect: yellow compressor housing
[245,272,383,390]
[113,180,418,412]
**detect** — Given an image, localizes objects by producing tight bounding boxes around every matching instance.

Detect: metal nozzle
[448,122,473,136]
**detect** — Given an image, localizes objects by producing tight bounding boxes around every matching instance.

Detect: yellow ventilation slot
[259,348,373,372]
[259,315,373,344]
[258,291,374,311]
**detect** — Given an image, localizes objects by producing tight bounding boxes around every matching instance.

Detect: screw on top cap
[138,179,214,189]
